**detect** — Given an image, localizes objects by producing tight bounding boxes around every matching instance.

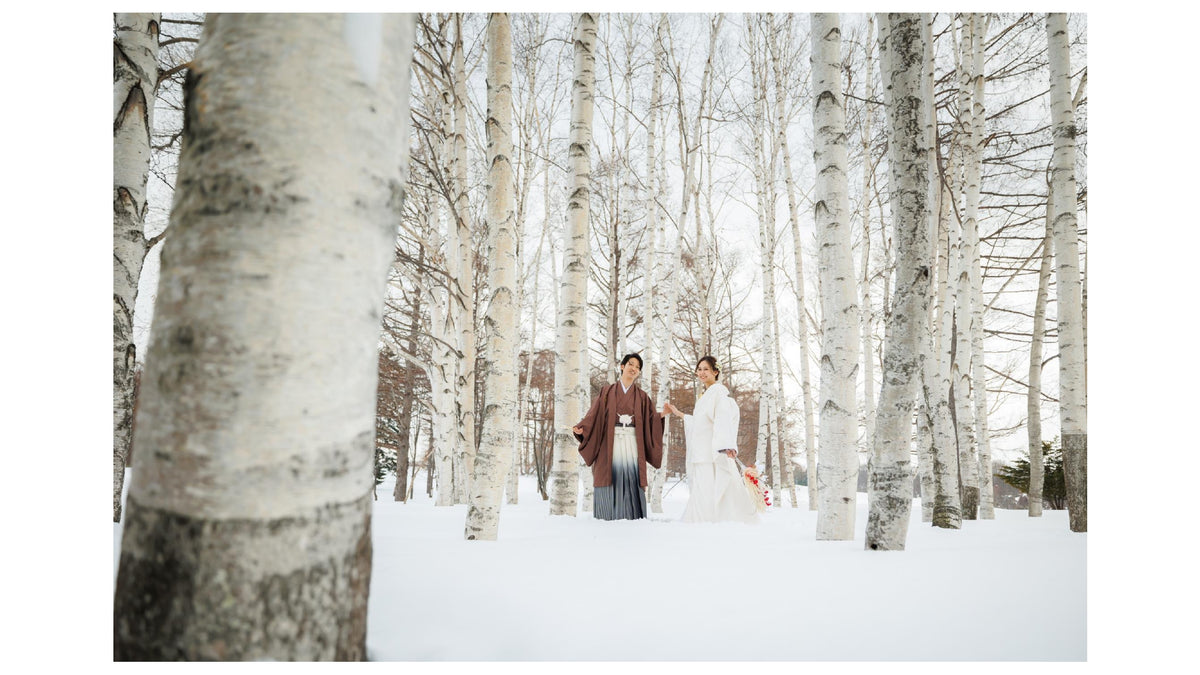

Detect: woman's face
[695,361,716,385]
[621,359,641,381]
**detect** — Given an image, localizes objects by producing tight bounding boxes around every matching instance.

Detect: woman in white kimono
[664,356,758,523]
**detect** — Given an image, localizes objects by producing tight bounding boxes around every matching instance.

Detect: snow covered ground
[114,472,1085,662]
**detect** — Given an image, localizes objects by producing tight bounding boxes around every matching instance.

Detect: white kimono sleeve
[710,394,740,455]
[682,412,709,464]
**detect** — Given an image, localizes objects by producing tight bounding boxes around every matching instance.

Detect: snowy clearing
[114,472,1085,661]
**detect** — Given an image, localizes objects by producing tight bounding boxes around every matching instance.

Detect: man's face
[622,359,641,380]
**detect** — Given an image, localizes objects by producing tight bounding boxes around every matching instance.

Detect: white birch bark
[696,155,713,356]
[616,16,639,365]
[769,17,819,510]
[659,14,722,491]
[961,14,995,519]
[549,13,597,516]
[925,19,965,528]
[761,14,795,507]
[859,14,878,469]
[745,15,769,478]
[510,227,547,506]
[113,12,161,523]
[432,89,460,507]
[913,13,939,523]
[113,14,412,660]
[578,342,594,514]
[758,185,782,504]
[389,253,422,503]
[1047,12,1087,532]
[913,14,962,530]
[451,15,477,505]
[597,17,626,375]
[811,13,861,541]
[865,13,931,551]
[755,381,769,471]
[953,246,980,520]
[915,366,935,522]
[506,19,545,507]
[771,293,798,507]
[1027,206,1052,518]
[929,172,964,529]
[466,13,517,541]
[950,15,980,520]
[644,14,668,513]
[749,18,782,502]
[506,402,522,506]
[429,276,457,507]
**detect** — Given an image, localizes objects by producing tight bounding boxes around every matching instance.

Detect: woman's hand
[721,450,737,459]
[662,402,680,418]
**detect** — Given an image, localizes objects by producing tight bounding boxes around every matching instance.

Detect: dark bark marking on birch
[114,493,373,661]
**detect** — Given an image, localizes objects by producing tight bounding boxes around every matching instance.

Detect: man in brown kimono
[572,353,667,519]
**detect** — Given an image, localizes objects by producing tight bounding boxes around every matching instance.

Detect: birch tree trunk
[432,90,460,507]
[113,14,412,660]
[696,154,713,357]
[859,13,878,471]
[452,15,477,505]
[962,14,995,519]
[928,175,963,528]
[950,15,979,520]
[913,13,939,523]
[757,183,782,503]
[644,14,668,513]
[506,18,549,507]
[578,342,594,514]
[772,296,797,506]
[811,13,861,541]
[865,13,931,551]
[392,268,421,502]
[658,13,722,497]
[549,13,597,516]
[755,386,769,471]
[745,14,769,480]
[113,12,161,523]
[466,13,517,541]
[762,14,795,508]
[749,18,782,502]
[770,19,819,509]
[1047,12,1087,532]
[510,229,548,505]
[617,17,639,362]
[924,17,963,528]
[1027,207,1052,517]
[953,257,980,520]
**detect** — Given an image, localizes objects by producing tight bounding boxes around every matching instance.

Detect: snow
[113,472,1085,662]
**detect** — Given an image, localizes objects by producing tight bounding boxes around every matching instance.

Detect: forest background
[4,3,1196,669]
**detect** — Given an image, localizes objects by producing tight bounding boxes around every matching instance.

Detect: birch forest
[112,12,1087,659]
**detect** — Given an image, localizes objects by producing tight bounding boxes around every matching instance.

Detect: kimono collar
[704,382,728,398]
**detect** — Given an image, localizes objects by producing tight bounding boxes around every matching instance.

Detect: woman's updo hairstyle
[696,355,720,381]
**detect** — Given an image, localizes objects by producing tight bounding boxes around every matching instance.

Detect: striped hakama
[593,426,647,520]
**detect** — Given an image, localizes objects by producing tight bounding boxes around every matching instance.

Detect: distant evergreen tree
[375,447,398,494]
[997,440,1066,509]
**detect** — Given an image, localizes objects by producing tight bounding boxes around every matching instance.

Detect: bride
[664,356,758,523]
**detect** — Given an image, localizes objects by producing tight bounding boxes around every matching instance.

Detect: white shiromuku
[680,383,758,523]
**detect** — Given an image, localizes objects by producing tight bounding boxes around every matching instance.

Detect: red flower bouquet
[741,464,770,513]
